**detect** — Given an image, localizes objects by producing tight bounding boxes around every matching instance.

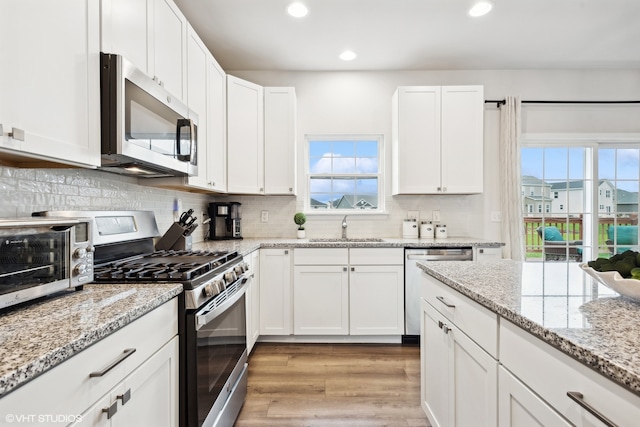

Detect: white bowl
[579,263,640,302]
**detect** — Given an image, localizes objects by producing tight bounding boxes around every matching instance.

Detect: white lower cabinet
[0,299,179,427]
[293,265,349,334]
[349,264,404,335]
[500,320,640,427]
[292,248,404,336]
[421,299,498,427]
[246,249,261,353]
[73,336,179,427]
[259,248,292,335]
[498,367,571,427]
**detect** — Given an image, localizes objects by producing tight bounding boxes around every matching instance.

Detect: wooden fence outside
[524,215,638,256]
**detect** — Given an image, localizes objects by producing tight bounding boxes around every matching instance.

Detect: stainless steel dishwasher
[403,247,473,344]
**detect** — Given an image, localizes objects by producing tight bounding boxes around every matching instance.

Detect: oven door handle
[195,275,249,330]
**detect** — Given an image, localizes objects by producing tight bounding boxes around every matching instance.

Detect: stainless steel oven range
[34,210,250,427]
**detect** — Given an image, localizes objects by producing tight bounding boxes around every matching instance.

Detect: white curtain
[499,97,524,260]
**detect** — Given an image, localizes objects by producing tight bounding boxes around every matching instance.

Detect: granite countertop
[193,237,503,257]
[418,260,640,396]
[0,283,182,397]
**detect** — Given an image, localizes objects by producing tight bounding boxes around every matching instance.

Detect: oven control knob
[73,248,87,259]
[234,264,245,275]
[225,271,237,283]
[203,284,216,298]
[74,263,87,275]
[214,278,226,292]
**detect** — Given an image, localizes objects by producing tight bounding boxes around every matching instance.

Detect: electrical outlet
[432,210,441,222]
[261,210,269,222]
[407,211,419,220]
[491,211,502,222]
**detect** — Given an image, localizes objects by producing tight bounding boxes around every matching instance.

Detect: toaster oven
[0,217,93,310]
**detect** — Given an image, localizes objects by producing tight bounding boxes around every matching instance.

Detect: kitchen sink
[309,238,385,243]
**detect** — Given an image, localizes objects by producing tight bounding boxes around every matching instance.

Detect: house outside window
[527,204,533,213]
[522,145,640,263]
[545,204,550,213]
[306,135,382,212]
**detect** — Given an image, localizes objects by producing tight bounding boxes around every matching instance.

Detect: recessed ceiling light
[339,50,357,61]
[468,1,493,17]
[287,2,308,18]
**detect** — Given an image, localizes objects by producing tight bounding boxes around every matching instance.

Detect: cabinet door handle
[284,250,289,255]
[351,267,355,272]
[437,320,450,334]
[89,348,136,378]
[436,296,455,308]
[566,392,617,427]
[102,401,118,419]
[117,389,132,405]
[8,127,25,141]
[343,267,347,272]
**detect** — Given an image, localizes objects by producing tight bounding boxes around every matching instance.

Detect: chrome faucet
[341,215,348,239]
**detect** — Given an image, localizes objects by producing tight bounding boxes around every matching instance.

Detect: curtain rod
[485,99,640,107]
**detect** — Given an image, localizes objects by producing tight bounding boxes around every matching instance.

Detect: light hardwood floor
[235,343,430,427]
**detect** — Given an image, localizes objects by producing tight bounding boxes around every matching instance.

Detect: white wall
[218,69,640,240]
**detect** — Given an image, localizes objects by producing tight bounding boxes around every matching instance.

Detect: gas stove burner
[93,249,241,290]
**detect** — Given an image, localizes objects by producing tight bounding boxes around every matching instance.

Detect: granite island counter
[418,259,640,426]
[0,283,182,398]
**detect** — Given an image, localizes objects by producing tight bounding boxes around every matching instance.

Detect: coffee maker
[208,202,242,240]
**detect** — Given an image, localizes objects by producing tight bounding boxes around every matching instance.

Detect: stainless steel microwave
[0,217,94,310]
[100,53,198,178]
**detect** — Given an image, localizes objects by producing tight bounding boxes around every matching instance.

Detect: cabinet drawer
[501,320,640,427]
[474,246,502,262]
[0,299,178,419]
[349,248,403,265]
[294,248,348,265]
[421,272,498,357]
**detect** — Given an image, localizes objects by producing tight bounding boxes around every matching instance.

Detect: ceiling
[174,0,640,72]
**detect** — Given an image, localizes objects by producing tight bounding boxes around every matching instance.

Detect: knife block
[172,235,192,251]
[155,223,188,251]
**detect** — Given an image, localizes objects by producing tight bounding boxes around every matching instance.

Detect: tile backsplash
[0,166,212,242]
[0,166,489,242]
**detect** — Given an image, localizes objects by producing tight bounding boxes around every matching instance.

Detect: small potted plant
[294,212,306,239]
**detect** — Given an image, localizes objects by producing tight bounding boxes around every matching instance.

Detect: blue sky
[522,147,640,192]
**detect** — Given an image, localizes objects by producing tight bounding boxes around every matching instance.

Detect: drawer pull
[89,348,137,378]
[102,401,117,419]
[436,296,456,308]
[117,389,132,405]
[566,391,617,427]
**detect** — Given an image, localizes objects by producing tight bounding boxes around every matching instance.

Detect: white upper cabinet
[152,0,187,101]
[227,78,297,195]
[100,0,149,71]
[264,87,297,195]
[183,25,209,190]
[392,85,484,194]
[227,75,265,194]
[0,0,101,168]
[101,0,187,102]
[204,53,228,193]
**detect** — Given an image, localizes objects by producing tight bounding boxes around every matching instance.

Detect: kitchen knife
[179,209,194,226]
[184,223,198,236]
[184,216,197,227]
